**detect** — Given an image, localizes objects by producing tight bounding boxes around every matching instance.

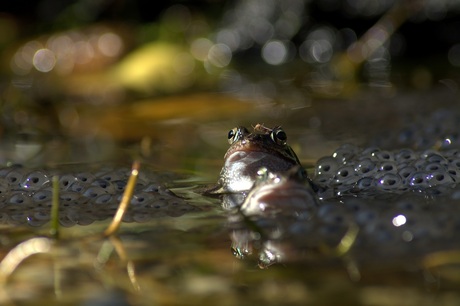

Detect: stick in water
[104,161,140,236]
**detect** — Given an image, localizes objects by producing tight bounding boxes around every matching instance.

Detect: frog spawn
[309,144,460,255]
[313,144,460,199]
[0,166,198,227]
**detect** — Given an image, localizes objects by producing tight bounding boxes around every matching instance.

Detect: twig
[103,161,140,236]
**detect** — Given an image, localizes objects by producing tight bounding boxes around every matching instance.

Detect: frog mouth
[224,150,299,173]
[225,142,284,158]
[225,150,264,162]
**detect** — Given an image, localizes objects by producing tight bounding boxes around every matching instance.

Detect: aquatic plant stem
[50,175,60,239]
[104,161,140,236]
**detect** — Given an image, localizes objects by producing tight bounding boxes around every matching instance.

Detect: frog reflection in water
[218,124,304,194]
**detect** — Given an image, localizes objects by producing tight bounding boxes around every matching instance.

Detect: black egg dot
[373,150,394,161]
[316,156,338,176]
[383,164,393,171]
[396,149,417,162]
[357,177,374,189]
[425,163,442,171]
[399,166,416,179]
[451,159,460,168]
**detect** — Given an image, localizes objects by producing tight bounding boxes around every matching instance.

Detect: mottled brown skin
[240,166,318,216]
[218,124,304,194]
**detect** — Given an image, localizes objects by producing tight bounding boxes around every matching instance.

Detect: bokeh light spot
[74,41,95,65]
[207,43,232,68]
[98,32,123,57]
[402,230,413,242]
[191,38,213,61]
[262,40,287,65]
[392,214,406,227]
[216,29,240,51]
[33,48,56,72]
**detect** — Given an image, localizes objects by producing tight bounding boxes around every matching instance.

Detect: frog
[216,124,304,194]
[240,166,318,217]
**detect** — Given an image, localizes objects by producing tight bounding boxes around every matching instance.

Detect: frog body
[241,166,318,217]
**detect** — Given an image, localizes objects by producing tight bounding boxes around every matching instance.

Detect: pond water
[1,88,460,305]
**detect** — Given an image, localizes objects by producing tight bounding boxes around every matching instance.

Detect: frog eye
[228,128,238,144]
[271,127,287,145]
[228,127,249,144]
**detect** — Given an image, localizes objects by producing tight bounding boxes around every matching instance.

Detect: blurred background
[1,0,460,168]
